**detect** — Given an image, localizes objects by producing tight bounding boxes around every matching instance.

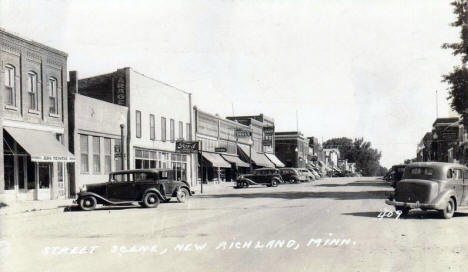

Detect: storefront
[199,152,231,183]
[264,153,285,168]
[134,148,189,181]
[3,127,75,201]
[237,144,275,168]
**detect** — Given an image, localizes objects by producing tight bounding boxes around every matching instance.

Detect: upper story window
[179,121,184,140]
[150,114,155,140]
[4,65,16,106]
[28,72,39,111]
[161,117,167,142]
[49,77,59,114]
[170,119,175,142]
[136,110,142,138]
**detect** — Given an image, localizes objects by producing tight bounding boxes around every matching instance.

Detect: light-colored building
[323,148,340,168]
[68,71,128,194]
[1,29,75,201]
[77,68,196,186]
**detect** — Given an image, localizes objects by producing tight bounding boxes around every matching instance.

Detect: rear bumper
[385,199,442,210]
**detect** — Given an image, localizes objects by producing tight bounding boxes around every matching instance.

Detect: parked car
[76,169,193,211]
[279,168,308,183]
[386,162,468,219]
[309,168,321,180]
[235,168,283,188]
[298,168,315,182]
[385,164,406,187]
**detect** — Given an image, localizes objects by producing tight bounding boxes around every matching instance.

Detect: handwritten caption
[40,234,357,256]
[377,208,402,221]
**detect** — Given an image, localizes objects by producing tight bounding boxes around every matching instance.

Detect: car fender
[431,189,457,210]
[142,188,165,200]
[173,185,193,196]
[77,192,113,205]
[239,178,257,185]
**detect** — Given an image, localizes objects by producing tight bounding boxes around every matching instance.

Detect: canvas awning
[221,154,250,168]
[4,127,75,162]
[237,144,275,168]
[201,152,231,168]
[264,153,285,168]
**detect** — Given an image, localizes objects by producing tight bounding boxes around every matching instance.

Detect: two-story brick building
[1,29,74,201]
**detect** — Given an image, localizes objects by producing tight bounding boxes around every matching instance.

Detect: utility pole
[436,90,439,119]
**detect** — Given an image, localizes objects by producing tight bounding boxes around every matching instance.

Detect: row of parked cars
[385,162,468,219]
[235,167,323,188]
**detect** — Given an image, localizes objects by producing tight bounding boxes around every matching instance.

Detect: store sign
[31,155,75,162]
[114,71,127,106]
[235,129,251,138]
[263,126,275,136]
[176,140,199,153]
[215,147,227,153]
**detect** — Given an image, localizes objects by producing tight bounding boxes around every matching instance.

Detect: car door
[450,168,464,205]
[134,172,157,199]
[108,173,137,201]
[462,170,468,206]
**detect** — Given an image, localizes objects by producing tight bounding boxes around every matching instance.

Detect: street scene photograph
[2,0,468,271]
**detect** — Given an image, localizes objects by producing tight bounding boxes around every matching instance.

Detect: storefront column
[51,162,58,200]
[34,162,39,200]
[0,128,4,194]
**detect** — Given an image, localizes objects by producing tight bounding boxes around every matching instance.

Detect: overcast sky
[0,0,460,168]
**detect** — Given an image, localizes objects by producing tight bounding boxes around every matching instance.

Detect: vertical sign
[114,71,126,106]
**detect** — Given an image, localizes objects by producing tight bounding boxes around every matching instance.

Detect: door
[449,169,464,206]
[108,173,137,201]
[462,170,468,206]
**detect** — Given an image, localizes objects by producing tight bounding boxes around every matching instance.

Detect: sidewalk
[191,181,235,195]
[0,198,73,216]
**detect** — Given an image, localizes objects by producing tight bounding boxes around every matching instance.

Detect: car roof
[406,162,468,171]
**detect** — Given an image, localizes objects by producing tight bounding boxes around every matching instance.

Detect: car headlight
[79,184,87,192]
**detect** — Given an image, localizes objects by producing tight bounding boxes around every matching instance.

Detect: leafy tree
[323,137,383,176]
[443,1,468,115]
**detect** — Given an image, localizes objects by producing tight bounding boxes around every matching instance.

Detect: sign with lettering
[31,155,75,162]
[215,147,227,153]
[114,71,127,106]
[176,141,199,153]
[235,129,251,138]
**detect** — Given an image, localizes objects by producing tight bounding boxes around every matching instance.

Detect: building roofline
[194,106,252,130]
[129,68,191,95]
[1,28,68,57]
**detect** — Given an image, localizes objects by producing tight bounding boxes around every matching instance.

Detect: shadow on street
[316,180,390,187]
[197,190,391,201]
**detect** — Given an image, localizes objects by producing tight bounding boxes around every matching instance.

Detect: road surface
[1,177,468,272]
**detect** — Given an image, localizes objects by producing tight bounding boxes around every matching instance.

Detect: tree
[443,1,468,116]
[323,137,383,176]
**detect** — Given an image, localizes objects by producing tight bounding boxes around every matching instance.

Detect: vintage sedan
[279,168,307,183]
[235,168,283,188]
[384,164,406,187]
[76,169,193,211]
[386,162,468,219]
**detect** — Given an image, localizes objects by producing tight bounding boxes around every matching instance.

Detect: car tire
[176,188,190,203]
[142,192,160,208]
[242,181,249,188]
[79,196,97,211]
[441,198,455,219]
[396,206,410,217]
[271,179,278,187]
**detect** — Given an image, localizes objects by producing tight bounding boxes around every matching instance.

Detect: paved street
[2,177,468,272]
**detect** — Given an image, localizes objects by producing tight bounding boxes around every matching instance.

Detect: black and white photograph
[1,0,468,271]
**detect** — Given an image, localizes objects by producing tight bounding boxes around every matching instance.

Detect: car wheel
[242,181,249,188]
[79,196,97,211]
[396,206,410,216]
[142,192,160,208]
[177,188,190,203]
[271,179,278,187]
[441,198,455,219]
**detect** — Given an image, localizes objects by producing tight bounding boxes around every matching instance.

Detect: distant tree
[404,159,412,165]
[323,137,383,176]
[442,1,468,116]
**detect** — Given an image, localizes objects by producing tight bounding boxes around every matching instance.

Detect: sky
[0,0,460,168]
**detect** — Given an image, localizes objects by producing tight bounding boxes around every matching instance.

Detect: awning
[237,144,275,168]
[201,152,231,168]
[264,153,285,168]
[4,127,75,162]
[221,154,250,168]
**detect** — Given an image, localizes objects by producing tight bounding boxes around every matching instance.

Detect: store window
[161,117,167,142]
[104,138,111,173]
[150,114,155,140]
[93,136,101,173]
[170,119,175,142]
[4,155,14,190]
[136,110,141,138]
[49,77,58,114]
[4,64,16,106]
[28,72,39,111]
[80,135,89,173]
[179,121,183,140]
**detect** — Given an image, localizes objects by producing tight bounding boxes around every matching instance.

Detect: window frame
[104,138,112,174]
[179,121,184,140]
[49,77,59,114]
[80,135,89,174]
[170,119,175,142]
[4,64,16,106]
[135,110,142,138]
[92,136,101,174]
[27,71,39,111]
[150,114,155,140]
[161,117,167,142]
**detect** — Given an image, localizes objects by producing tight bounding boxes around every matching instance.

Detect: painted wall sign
[176,141,200,153]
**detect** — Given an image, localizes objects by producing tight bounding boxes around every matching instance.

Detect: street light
[248,137,253,172]
[120,123,125,171]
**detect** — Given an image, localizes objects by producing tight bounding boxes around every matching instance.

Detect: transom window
[4,65,16,106]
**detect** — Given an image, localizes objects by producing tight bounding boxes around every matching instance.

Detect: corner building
[1,29,74,201]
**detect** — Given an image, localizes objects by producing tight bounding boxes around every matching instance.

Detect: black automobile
[76,169,193,211]
[235,168,283,188]
[279,168,307,183]
[385,164,406,187]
